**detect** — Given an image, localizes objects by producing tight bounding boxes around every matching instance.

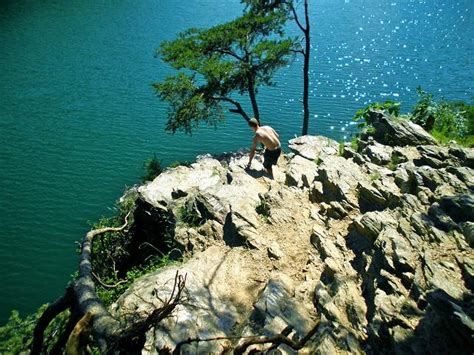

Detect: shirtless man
[246,118,281,178]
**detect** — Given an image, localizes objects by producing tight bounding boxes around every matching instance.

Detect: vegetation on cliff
[354,88,474,148]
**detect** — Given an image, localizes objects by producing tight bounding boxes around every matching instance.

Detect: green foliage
[370,172,381,181]
[142,154,163,182]
[338,142,345,156]
[411,88,473,147]
[353,100,401,128]
[92,192,178,306]
[350,136,359,152]
[387,154,403,171]
[0,306,70,354]
[168,160,192,169]
[314,156,323,165]
[154,8,294,133]
[97,255,176,307]
[352,91,473,148]
[178,203,204,227]
[256,199,271,221]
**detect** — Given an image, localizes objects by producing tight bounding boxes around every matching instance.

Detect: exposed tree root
[30,211,188,354]
[31,285,75,355]
[65,312,92,355]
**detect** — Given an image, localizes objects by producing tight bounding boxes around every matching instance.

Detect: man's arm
[247,135,258,168]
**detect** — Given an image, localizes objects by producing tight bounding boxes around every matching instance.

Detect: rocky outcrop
[366,109,438,146]
[111,114,473,354]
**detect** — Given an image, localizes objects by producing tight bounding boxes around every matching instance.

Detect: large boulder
[288,135,339,161]
[139,158,225,206]
[362,141,393,165]
[367,109,438,146]
[111,246,266,354]
[285,154,318,188]
[439,194,474,223]
[311,155,369,208]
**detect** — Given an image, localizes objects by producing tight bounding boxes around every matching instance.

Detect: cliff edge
[110,112,473,354]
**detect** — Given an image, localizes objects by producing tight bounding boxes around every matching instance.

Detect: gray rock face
[288,135,339,161]
[439,194,474,223]
[368,109,438,146]
[363,141,393,165]
[312,155,368,208]
[110,131,473,354]
[285,154,318,188]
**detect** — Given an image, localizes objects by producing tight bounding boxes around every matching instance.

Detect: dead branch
[173,320,320,355]
[233,320,320,354]
[91,271,128,289]
[111,271,187,352]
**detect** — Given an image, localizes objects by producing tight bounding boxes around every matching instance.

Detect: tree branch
[213,48,245,62]
[290,3,306,32]
[290,48,305,55]
[173,320,320,354]
[233,320,320,354]
[211,96,251,122]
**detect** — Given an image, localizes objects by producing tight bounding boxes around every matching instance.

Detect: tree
[243,0,311,135]
[154,9,294,133]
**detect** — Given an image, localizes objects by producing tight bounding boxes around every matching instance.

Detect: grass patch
[97,254,177,307]
[178,202,204,227]
[256,199,271,222]
[314,155,323,165]
[350,136,359,152]
[338,142,345,156]
[387,154,403,171]
[370,172,381,181]
[168,160,192,169]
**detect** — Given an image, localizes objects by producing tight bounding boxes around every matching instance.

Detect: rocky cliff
[111,113,473,354]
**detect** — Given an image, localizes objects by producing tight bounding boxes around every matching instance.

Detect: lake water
[0,0,472,323]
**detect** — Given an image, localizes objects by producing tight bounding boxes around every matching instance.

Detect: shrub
[0,306,70,353]
[142,154,163,182]
[353,100,401,129]
[350,136,359,152]
[411,88,473,147]
[178,202,204,227]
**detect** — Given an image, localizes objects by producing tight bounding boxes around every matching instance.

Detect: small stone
[268,242,284,260]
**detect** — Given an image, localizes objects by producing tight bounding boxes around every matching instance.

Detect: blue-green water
[0,0,472,323]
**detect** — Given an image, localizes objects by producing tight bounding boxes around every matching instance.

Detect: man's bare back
[254,126,280,150]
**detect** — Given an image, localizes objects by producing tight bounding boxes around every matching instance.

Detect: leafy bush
[353,100,401,129]
[91,190,177,306]
[411,88,473,146]
[0,306,70,353]
[353,90,473,147]
[178,202,204,227]
[142,154,163,182]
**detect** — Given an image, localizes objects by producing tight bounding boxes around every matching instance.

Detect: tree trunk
[248,75,261,123]
[301,0,311,136]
